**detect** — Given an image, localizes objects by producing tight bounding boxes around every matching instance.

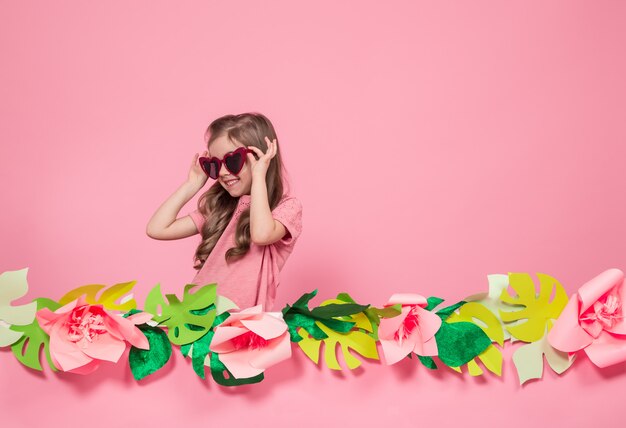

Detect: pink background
[1,0,625,426]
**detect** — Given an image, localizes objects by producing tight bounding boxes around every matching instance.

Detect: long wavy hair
[193,113,287,270]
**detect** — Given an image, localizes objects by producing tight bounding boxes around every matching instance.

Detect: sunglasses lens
[201,159,219,179]
[224,152,245,175]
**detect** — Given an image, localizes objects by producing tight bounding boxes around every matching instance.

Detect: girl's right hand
[187,151,209,191]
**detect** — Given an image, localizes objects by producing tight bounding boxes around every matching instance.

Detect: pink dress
[187,194,303,311]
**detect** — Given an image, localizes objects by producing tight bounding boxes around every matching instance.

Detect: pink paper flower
[209,305,292,378]
[36,297,151,374]
[378,293,442,365]
[548,268,626,367]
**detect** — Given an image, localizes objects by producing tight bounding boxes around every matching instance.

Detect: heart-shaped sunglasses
[198,147,254,180]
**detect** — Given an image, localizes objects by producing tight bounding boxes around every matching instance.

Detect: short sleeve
[271,196,303,246]
[188,209,206,233]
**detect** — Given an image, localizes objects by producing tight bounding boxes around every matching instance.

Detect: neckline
[238,194,252,204]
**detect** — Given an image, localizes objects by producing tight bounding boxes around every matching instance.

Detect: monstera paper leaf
[446,302,505,376]
[10,297,61,371]
[297,298,379,370]
[58,280,138,311]
[512,325,575,385]
[0,268,38,347]
[499,273,568,342]
[144,283,217,345]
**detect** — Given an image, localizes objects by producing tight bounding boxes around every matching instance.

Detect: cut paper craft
[182,310,266,385]
[10,298,61,371]
[129,323,173,381]
[512,326,574,385]
[465,274,515,341]
[209,305,292,379]
[0,268,38,346]
[3,267,625,387]
[447,302,504,376]
[297,297,379,370]
[432,301,492,368]
[36,297,151,374]
[282,289,369,343]
[378,294,441,365]
[500,273,568,342]
[335,292,401,341]
[58,281,138,312]
[144,283,217,345]
[548,268,626,368]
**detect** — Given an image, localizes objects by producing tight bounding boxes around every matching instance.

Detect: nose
[218,162,229,177]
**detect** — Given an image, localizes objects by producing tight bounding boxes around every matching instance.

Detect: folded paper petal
[249,333,292,371]
[210,310,291,378]
[548,297,593,352]
[36,298,150,373]
[379,294,441,364]
[412,306,442,343]
[380,336,416,365]
[585,332,626,368]
[240,316,287,340]
[387,294,428,307]
[548,268,626,368]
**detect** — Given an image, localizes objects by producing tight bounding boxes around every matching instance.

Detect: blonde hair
[193,112,286,270]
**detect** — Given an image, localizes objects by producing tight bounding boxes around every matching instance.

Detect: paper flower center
[394,309,419,344]
[588,294,623,328]
[231,331,269,350]
[581,293,624,338]
[66,306,107,347]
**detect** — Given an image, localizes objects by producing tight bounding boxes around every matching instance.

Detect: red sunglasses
[198,147,254,180]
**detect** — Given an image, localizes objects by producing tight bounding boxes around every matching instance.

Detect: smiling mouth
[223,178,240,187]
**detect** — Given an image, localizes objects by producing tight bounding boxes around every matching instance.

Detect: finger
[246,152,257,164]
[248,145,266,157]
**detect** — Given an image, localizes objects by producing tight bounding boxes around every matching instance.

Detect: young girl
[146,113,303,311]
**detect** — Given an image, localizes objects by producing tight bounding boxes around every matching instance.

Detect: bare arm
[247,138,287,246]
[146,152,209,240]
[249,171,287,246]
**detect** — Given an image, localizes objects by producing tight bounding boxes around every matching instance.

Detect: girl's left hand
[247,136,277,179]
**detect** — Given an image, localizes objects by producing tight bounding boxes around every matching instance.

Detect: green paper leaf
[191,331,213,379]
[336,293,401,341]
[210,352,264,386]
[435,320,492,367]
[310,303,370,318]
[425,296,445,311]
[144,283,217,345]
[446,302,505,377]
[9,298,61,371]
[129,325,172,381]
[282,290,361,343]
[296,297,379,370]
[435,300,466,321]
[181,343,192,358]
[418,355,438,370]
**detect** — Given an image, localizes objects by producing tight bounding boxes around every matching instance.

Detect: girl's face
[208,134,253,197]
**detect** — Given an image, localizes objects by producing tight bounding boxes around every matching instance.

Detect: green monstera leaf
[10,298,61,371]
[144,283,217,345]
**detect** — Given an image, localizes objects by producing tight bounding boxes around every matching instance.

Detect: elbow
[250,230,271,246]
[146,225,161,240]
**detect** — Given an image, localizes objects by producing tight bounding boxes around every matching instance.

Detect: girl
[146,113,303,311]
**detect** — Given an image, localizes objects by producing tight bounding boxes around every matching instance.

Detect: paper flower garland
[1,267,625,386]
